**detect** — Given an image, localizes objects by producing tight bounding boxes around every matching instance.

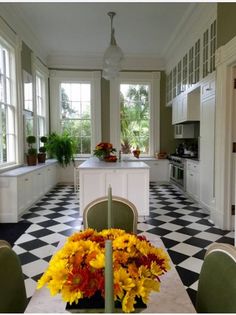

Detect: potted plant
[46,132,76,167]
[26,135,37,166]
[38,136,48,163]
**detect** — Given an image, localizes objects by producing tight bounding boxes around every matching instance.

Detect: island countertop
[79,157,150,169]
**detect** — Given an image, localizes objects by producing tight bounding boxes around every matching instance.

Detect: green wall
[217,3,236,48]
[159,72,176,154]
[21,42,32,74]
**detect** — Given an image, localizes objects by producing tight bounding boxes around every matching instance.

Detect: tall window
[0,40,16,167]
[120,84,150,154]
[110,72,160,157]
[23,70,34,153]
[36,72,46,147]
[50,71,101,156]
[60,82,91,154]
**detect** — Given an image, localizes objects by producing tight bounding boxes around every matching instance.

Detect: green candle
[105,240,114,313]
[107,185,113,229]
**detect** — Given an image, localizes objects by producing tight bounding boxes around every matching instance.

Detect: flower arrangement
[37,228,170,313]
[93,142,117,161]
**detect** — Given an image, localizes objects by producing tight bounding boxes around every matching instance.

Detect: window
[36,71,47,147]
[60,82,91,154]
[0,39,16,167]
[110,72,160,157]
[50,71,101,156]
[120,84,150,154]
[23,70,34,153]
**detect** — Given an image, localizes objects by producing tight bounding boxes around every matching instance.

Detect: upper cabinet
[166,19,216,108]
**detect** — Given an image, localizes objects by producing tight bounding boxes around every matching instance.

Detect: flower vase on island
[93,142,117,162]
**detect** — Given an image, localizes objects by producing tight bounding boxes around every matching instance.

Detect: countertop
[0,159,58,177]
[79,157,150,169]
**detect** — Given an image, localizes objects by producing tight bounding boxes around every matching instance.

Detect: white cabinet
[79,160,149,216]
[0,160,58,222]
[143,159,169,182]
[199,73,215,210]
[186,160,200,201]
[172,89,200,125]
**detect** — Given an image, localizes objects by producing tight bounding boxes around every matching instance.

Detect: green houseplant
[26,135,37,166]
[46,132,76,167]
[38,136,48,163]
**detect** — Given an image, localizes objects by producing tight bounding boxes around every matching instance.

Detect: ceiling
[0,2,197,65]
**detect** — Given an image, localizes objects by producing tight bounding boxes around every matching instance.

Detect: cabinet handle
[38,173,41,175]
[25,178,29,181]
[206,88,212,91]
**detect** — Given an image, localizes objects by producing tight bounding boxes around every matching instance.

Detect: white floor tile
[159,222,183,232]
[31,244,57,258]
[15,233,36,245]
[156,215,175,222]
[170,243,201,256]
[22,259,49,278]
[12,244,27,254]
[196,231,222,242]
[26,216,49,224]
[49,223,73,232]
[40,232,66,244]
[187,222,210,231]
[164,231,191,242]
[189,280,199,291]
[24,278,37,299]
[178,257,203,274]
[25,224,44,233]
[137,223,155,231]
[180,215,202,223]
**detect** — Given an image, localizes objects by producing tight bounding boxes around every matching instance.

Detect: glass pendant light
[102,12,123,80]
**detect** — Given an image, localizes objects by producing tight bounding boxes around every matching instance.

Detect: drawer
[187,161,199,172]
[201,78,215,99]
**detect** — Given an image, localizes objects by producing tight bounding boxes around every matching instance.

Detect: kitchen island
[79,157,150,216]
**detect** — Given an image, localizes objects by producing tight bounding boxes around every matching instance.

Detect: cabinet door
[33,169,45,200]
[18,173,33,213]
[200,94,215,208]
[127,171,149,216]
[105,170,127,198]
[172,98,178,124]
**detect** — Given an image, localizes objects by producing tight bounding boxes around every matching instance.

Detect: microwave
[174,124,195,139]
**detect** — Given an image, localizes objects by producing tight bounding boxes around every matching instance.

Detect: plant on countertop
[93,142,117,162]
[37,228,170,313]
[46,132,76,167]
[38,136,48,163]
[26,135,37,166]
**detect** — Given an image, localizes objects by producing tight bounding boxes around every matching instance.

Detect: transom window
[0,40,16,167]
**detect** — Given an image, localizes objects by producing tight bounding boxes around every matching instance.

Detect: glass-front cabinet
[166,18,216,106]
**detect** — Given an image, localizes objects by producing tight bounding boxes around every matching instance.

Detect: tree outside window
[120,84,150,154]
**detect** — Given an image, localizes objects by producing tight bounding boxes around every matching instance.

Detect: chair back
[83,196,138,233]
[0,240,27,313]
[196,243,236,313]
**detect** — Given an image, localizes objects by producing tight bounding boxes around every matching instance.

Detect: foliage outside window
[0,40,16,167]
[36,72,46,148]
[60,83,92,155]
[120,84,150,155]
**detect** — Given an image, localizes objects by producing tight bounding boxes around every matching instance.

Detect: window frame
[50,70,101,157]
[0,18,21,170]
[110,72,160,157]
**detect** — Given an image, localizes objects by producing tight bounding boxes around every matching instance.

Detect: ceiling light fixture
[102,12,124,80]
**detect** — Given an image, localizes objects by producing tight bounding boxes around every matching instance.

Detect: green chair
[196,242,236,313]
[83,196,138,233]
[0,240,27,313]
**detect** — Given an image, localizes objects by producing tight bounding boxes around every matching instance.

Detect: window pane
[120,84,150,154]
[38,116,45,137]
[6,78,11,104]
[7,134,15,162]
[24,81,33,111]
[7,106,15,134]
[60,82,91,154]
[0,75,4,102]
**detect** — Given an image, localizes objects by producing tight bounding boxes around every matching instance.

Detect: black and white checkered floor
[3,183,234,309]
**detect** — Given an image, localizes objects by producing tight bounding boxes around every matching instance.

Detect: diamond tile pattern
[0,183,234,309]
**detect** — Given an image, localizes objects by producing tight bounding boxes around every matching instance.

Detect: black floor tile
[175,266,199,287]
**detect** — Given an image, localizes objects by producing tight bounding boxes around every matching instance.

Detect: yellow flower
[37,228,170,313]
[89,252,105,269]
[122,291,136,313]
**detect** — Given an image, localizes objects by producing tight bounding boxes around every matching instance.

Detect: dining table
[25,236,196,313]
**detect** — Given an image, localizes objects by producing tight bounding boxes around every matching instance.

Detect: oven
[169,159,186,190]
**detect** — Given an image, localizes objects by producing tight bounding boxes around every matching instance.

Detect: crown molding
[47,53,165,71]
[0,4,48,63]
[165,3,217,71]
